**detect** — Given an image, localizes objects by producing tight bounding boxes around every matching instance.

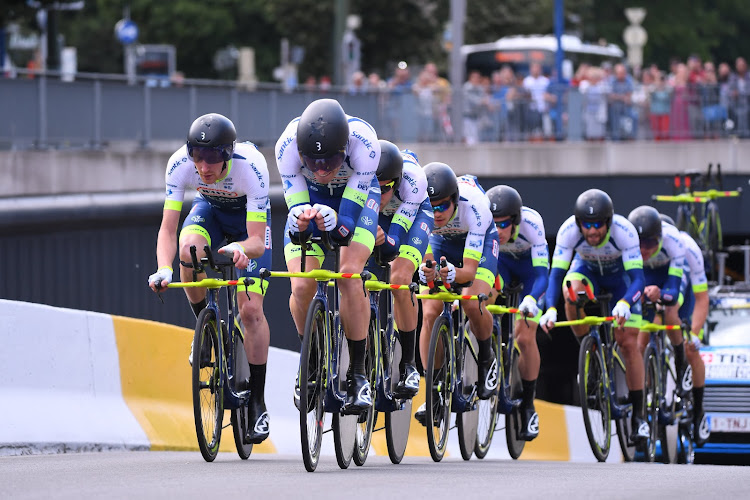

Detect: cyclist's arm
[622,266,645,306]
[618,220,646,307]
[156,208,180,270]
[526,213,550,300]
[454,257,479,284]
[691,289,709,338]
[661,226,686,305]
[338,126,380,234]
[235,220,266,259]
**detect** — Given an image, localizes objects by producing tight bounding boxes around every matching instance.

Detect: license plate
[709,415,750,433]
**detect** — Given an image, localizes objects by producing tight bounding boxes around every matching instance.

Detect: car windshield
[707,295,750,346]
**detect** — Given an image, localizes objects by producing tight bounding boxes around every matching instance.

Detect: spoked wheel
[353,317,378,466]
[385,329,411,464]
[613,345,635,462]
[425,315,453,462]
[457,325,479,461]
[230,326,253,460]
[300,299,326,472]
[474,325,499,459]
[505,341,525,460]
[642,346,659,463]
[192,308,224,462]
[659,347,679,464]
[578,334,611,462]
[677,421,695,464]
[333,335,357,470]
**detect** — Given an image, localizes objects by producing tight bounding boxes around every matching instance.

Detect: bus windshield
[462,34,624,79]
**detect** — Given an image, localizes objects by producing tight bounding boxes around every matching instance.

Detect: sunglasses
[432,199,452,213]
[581,220,606,229]
[188,145,229,164]
[301,151,346,173]
[495,219,513,229]
[381,180,396,194]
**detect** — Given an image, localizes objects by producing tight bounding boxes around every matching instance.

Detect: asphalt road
[2,452,748,499]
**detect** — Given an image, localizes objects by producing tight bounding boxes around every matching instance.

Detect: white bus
[462,34,624,79]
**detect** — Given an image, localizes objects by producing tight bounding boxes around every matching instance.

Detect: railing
[1,68,748,150]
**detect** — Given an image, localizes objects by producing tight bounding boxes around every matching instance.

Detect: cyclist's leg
[681,284,710,444]
[178,199,224,315]
[283,222,325,338]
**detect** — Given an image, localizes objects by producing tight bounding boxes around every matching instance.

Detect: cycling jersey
[642,221,685,304]
[496,206,549,301]
[678,230,708,320]
[428,175,497,286]
[164,142,269,220]
[547,214,644,309]
[275,114,380,235]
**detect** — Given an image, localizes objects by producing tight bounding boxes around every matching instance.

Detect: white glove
[442,261,456,284]
[312,203,338,231]
[611,300,632,321]
[218,242,247,268]
[148,266,173,288]
[690,332,703,349]
[287,204,312,232]
[539,307,557,327]
[418,262,431,284]
[518,295,539,317]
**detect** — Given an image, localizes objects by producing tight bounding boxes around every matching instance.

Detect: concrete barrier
[0,299,621,462]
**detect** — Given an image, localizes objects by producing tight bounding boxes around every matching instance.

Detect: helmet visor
[188,144,230,164]
[301,151,346,173]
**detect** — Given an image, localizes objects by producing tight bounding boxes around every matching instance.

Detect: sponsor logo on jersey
[168,156,188,175]
[351,131,373,150]
[191,215,205,223]
[366,198,378,211]
[362,216,373,226]
[276,136,294,161]
[197,187,240,198]
[265,226,272,249]
[492,239,499,257]
[412,237,422,246]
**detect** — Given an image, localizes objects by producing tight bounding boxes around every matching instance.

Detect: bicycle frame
[485,302,522,415]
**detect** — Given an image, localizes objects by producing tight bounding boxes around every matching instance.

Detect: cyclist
[369,141,433,399]
[486,184,549,441]
[539,189,649,442]
[627,206,689,392]
[147,113,273,444]
[660,213,711,447]
[415,163,499,424]
[276,98,381,415]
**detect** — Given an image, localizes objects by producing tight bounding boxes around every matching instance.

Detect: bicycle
[554,279,634,462]
[653,163,742,282]
[259,232,371,472]
[485,282,527,459]
[416,261,492,462]
[359,254,420,465]
[160,244,256,462]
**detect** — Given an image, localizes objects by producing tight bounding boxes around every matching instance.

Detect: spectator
[412,69,439,141]
[608,63,636,140]
[670,63,691,140]
[388,61,413,93]
[423,62,453,141]
[507,73,530,141]
[687,55,706,137]
[462,70,488,145]
[479,74,496,142]
[302,75,317,91]
[581,66,608,140]
[632,69,652,140]
[728,57,750,137]
[648,69,672,140]
[700,63,726,138]
[368,72,387,91]
[348,70,367,94]
[522,62,553,139]
[490,66,515,141]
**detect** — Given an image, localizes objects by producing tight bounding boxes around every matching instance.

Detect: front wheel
[192,307,224,462]
[506,339,525,460]
[474,325,500,459]
[231,326,253,460]
[300,299,327,472]
[425,315,453,462]
[642,346,659,463]
[578,334,611,462]
[457,324,479,461]
[332,334,356,470]
[613,345,635,462]
[385,329,412,464]
[353,317,378,466]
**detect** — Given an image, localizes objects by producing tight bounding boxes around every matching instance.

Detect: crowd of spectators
[304,54,750,144]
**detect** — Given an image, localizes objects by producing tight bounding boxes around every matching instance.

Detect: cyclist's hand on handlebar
[312,203,337,231]
[539,307,557,333]
[219,242,248,270]
[644,285,661,303]
[419,260,436,284]
[288,204,312,232]
[519,295,539,318]
[439,259,456,284]
[148,266,173,292]
[611,300,631,327]
[375,226,386,246]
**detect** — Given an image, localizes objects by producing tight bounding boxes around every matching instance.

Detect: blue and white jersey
[680,230,708,293]
[643,222,686,273]
[498,207,549,267]
[164,141,269,221]
[380,150,429,227]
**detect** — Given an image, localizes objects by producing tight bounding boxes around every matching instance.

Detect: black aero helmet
[376,140,403,190]
[628,205,663,243]
[486,185,523,225]
[423,162,459,204]
[186,113,236,163]
[574,188,614,227]
[297,98,349,172]
[659,213,676,226]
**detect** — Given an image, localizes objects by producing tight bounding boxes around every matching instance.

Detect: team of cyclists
[148,98,710,453]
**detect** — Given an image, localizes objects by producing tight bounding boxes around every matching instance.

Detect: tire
[353,316,378,466]
[677,421,695,464]
[475,325,500,459]
[385,328,411,464]
[613,345,635,462]
[332,332,357,470]
[505,340,525,460]
[659,346,679,464]
[192,307,224,462]
[578,334,611,462]
[457,324,479,461]
[230,325,253,460]
[299,299,326,472]
[643,346,659,463]
[425,315,453,462]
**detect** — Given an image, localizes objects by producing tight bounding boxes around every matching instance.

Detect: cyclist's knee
[291,278,316,302]
[390,262,415,285]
